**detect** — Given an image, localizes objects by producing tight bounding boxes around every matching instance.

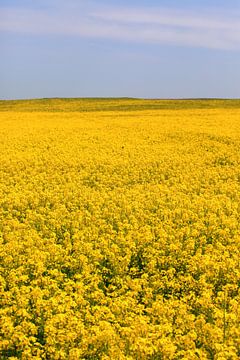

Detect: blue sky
[1,0,240,99]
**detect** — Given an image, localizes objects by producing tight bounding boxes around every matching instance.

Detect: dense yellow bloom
[0,99,240,359]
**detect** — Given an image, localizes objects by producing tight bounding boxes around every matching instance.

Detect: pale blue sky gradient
[1,0,240,99]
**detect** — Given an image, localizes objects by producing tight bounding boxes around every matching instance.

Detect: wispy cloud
[1,1,240,50]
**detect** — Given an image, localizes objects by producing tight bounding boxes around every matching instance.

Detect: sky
[1,0,240,99]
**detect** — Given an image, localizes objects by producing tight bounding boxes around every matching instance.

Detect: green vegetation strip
[1,98,240,112]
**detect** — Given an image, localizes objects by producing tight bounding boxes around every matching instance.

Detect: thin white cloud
[91,7,240,31]
[0,2,240,50]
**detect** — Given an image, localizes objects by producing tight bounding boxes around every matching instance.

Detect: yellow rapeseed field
[1,99,240,359]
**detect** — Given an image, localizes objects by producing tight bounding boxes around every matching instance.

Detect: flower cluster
[1,101,240,359]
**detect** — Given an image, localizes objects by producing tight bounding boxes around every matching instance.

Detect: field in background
[1,99,240,359]
[1,97,240,112]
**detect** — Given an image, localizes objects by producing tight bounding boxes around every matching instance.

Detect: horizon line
[1,97,240,102]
